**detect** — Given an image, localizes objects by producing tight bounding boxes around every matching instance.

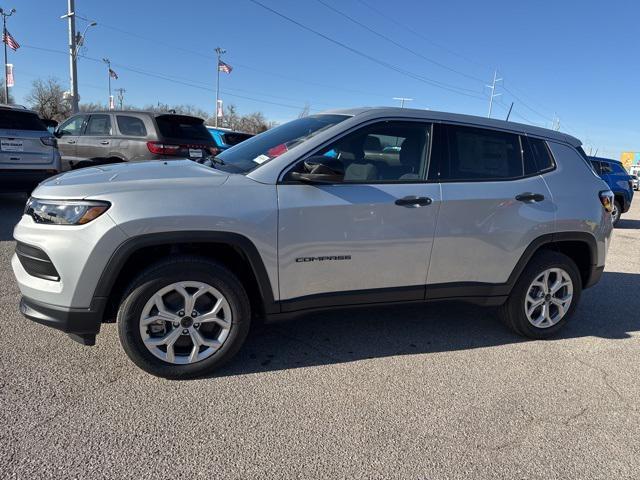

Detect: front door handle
[515,192,545,203]
[100,140,110,145]
[395,196,432,207]
[66,140,76,144]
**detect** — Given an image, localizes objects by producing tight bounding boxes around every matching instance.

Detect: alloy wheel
[139,281,232,364]
[524,268,573,328]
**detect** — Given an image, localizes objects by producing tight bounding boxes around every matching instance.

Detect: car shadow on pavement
[0,193,26,241]
[215,271,640,378]
[617,218,640,230]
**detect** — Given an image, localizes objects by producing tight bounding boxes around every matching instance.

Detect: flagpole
[214,47,226,128]
[0,8,16,104]
[2,16,8,104]
[103,58,111,109]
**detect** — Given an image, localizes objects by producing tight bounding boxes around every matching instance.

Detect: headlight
[25,198,111,225]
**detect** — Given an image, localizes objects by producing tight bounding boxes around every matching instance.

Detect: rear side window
[527,138,555,172]
[155,115,211,141]
[222,132,253,146]
[0,110,47,131]
[439,125,523,181]
[117,115,147,136]
[611,163,627,175]
[600,162,613,174]
[85,115,112,135]
[590,160,602,175]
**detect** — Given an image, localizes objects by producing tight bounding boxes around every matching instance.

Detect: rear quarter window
[527,137,555,172]
[0,110,47,131]
[117,116,147,136]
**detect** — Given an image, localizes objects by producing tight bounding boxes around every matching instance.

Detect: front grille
[15,242,60,281]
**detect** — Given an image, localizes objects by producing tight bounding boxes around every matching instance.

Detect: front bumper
[19,296,106,345]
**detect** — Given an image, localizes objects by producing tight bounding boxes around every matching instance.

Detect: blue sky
[7,0,639,158]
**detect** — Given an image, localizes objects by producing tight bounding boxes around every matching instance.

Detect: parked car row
[1,106,254,193]
[589,156,634,225]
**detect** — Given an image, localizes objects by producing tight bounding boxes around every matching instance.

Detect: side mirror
[53,128,63,138]
[289,156,344,184]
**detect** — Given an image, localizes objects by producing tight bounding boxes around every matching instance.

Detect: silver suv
[12,108,614,378]
[0,105,62,193]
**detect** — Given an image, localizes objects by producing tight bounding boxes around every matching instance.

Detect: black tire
[499,250,581,339]
[612,200,622,226]
[117,256,251,379]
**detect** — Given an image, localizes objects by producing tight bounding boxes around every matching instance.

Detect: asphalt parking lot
[1,192,638,479]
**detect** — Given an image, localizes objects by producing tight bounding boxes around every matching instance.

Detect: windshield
[215,114,350,173]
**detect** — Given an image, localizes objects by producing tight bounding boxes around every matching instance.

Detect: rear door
[426,124,555,294]
[0,110,52,167]
[76,114,113,162]
[56,115,86,166]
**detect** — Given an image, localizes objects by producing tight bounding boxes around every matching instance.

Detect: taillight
[146,142,181,155]
[599,190,614,213]
[40,136,57,148]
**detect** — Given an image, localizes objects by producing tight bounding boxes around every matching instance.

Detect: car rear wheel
[499,250,581,339]
[117,256,250,379]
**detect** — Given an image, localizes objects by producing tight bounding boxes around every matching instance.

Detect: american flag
[109,68,118,80]
[3,29,19,51]
[218,60,232,74]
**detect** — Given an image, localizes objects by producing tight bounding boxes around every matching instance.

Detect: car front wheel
[117,256,251,379]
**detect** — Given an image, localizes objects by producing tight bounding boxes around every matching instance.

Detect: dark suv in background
[589,156,633,225]
[55,111,217,169]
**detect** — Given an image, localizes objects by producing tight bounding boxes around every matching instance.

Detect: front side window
[117,115,147,136]
[85,115,112,136]
[59,115,85,136]
[216,114,349,174]
[302,121,431,182]
[439,125,524,181]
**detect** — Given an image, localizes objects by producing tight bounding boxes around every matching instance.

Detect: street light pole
[214,47,226,128]
[62,0,80,113]
[0,7,16,104]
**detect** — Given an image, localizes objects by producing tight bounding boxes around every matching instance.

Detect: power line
[246,0,486,100]
[313,0,486,85]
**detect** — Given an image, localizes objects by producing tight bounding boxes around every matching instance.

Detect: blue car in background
[589,156,634,226]
[206,127,254,154]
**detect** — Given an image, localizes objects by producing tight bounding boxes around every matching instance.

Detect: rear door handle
[100,140,110,145]
[395,196,432,207]
[515,192,545,203]
[66,140,76,144]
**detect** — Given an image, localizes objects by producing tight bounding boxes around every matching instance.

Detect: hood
[33,160,230,199]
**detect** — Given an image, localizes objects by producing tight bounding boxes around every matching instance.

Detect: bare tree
[214,104,275,134]
[144,103,210,119]
[26,78,71,122]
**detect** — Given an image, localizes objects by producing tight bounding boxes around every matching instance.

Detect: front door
[277,120,441,309]
[56,115,86,169]
[426,124,555,293]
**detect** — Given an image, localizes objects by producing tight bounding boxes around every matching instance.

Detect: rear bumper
[0,170,57,192]
[19,296,106,345]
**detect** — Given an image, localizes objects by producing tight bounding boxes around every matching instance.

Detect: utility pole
[0,7,15,104]
[61,0,80,113]
[102,58,112,109]
[486,69,502,118]
[393,97,413,108]
[552,113,561,131]
[115,88,125,109]
[214,47,226,128]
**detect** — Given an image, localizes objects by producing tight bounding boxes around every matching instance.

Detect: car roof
[320,107,582,147]
[0,104,39,115]
[78,110,204,119]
